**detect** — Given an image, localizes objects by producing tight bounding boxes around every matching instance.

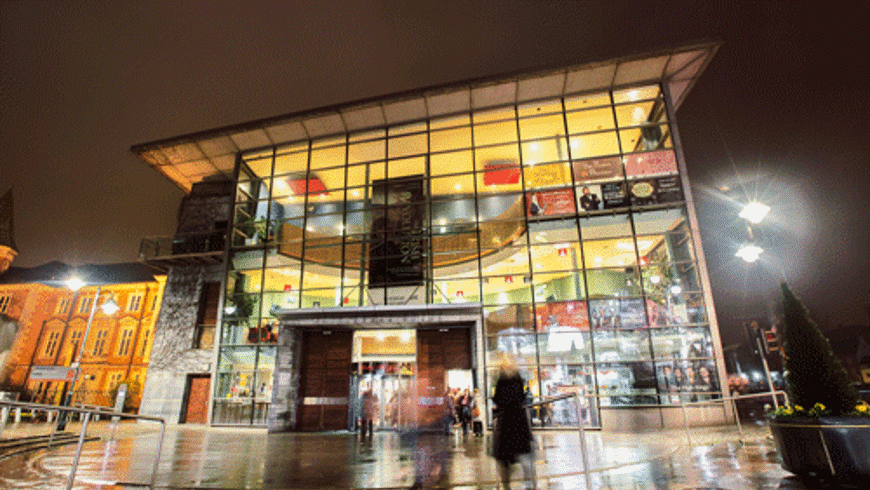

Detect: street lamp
[738,201,770,224]
[736,201,768,263]
[56,277,119,430]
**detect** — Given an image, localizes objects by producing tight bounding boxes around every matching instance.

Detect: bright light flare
[65,277,85,291]
[739,202,770,224]
[736,244,764,263]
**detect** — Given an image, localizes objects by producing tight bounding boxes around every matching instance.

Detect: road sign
[29,365,76,382]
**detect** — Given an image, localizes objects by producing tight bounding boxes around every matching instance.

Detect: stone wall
[139,264,221,422]
[267,325,302,433]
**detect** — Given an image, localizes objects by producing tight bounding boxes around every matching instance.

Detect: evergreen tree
[781,282,858,415]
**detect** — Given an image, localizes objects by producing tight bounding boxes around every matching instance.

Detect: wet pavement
[0,419,863,489]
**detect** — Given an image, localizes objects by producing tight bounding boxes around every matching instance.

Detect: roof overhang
[131,41,720,193]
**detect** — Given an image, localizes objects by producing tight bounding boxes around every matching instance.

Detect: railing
[677,390,789,445]
[0,399,165,490]
[139,231,226,259]
[524,393,593,490]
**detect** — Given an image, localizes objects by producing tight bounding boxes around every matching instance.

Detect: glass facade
[215,84,720,424]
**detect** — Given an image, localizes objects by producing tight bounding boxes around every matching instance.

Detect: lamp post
[56,278,119,430]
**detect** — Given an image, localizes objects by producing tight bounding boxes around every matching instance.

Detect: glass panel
[535,299,590,334]
[484,304,535,334]
[585,268,641,298]
[430,114,470,131]
[530,243,581,272]
[588,297,646,330]
[300,288,337,308]
[432,279,480,304]
[612,85,661,104]
[482,246,529,276]
[474,120,518,147]
[274,144,309,175]
[477,194,524,222]
[596,362,657,406]
[486,334,537,365]
[387,156,426,179]
[568,132,620,159]
[430,126,472,153]
[309,139,346,170]
[473,106,516,125]
[532,272,584,301]
[579,213,632,239]
[431,174,475,199]
[519,113,565,140]
[431,149,474,176]
[214,346,257,423]
[614,99,663,128]
[651,327,713,359]
[582,238,638,269]
[242,153,273,179]
[565,107,616,134]
[538,332,592,363]
[620,125,671,153]
[348,139,385,165]
[538,364,598,427]
[388,133,427,159]
[253,347,276,424]
[645,292,707,326]
[482,278,532,305]
[521,138,569,166]
[432,198,476,225]
[517,99,562,118]
[592,330,651,362]
[475,143,521,171]
[563,92,611,111]
[656,360,719,404]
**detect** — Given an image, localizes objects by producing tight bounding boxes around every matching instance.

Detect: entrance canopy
[131,41,719,193]
[271,303,482,329]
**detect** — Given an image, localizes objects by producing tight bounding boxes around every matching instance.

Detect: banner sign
[526,189,577,217]
[572,156,623,183]
[369,176,426,288]
[628,176,684,206]
[623,150,678,178]
[29,365,76,382]
[483,162,521,186]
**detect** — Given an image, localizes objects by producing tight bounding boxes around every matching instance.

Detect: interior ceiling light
[739,202,770,224]
[736,244,764,263]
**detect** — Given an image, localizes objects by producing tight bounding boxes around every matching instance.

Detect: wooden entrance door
[297,330,353,431]
[416,328,471,428]
[183,374,211,424]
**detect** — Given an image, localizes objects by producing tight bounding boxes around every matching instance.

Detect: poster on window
[572,156,623,183]
[589,298,647,329]
[483,161,521,186]
[577,184,603,212]
[526,188,577,217]
[623,150,678,178]
[601,182,628,209]
[628,176,684,206]
[535,300,589,332]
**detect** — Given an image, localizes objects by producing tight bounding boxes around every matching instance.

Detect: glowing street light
[738,201,770,224]
[736,244,764,263]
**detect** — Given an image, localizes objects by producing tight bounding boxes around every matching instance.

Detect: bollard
[14,407,21,424]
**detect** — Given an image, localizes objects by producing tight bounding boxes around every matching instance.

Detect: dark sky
[2,1,869,346]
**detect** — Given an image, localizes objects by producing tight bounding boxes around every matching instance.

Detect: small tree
[780,282,858,416]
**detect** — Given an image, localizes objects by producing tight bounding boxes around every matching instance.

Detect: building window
[128,293,143,312]
[117,329,134,357]
[92,330,108,356]
[151,294,158,311]
[57,298,71,315]
[43,332,61,357]
[78,297,93,314]
[0,294,10,314]
[140,329,150,357]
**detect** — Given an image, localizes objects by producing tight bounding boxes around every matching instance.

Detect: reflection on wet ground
[0,421,865,489]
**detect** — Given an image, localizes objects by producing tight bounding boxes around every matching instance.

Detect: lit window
[127,294,143,312]
[78,297,93,314]
[43,332,61,357]
[117,329,134,357]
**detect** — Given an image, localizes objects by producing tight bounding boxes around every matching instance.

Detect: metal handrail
[676,390,789,445]
[521,393,592,490]
[0,399,165,490]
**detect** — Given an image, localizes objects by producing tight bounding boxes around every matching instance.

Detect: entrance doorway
[182,374,211,424]
[352,329,416,431]
[297,330,353,431]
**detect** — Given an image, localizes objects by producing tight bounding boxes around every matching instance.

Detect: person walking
[458,388,473,435]
[492,354,534,489]
[361,389,377,439]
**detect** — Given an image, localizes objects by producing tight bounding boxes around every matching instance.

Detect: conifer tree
[781,282,858,415]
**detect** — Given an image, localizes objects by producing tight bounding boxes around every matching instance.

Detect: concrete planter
[769,417,870,482]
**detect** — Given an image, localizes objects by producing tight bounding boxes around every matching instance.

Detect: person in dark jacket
[492,354,534,489]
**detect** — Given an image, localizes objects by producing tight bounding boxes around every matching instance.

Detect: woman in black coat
[492,354,533,489]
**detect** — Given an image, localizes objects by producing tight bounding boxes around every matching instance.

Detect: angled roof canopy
[131,41,720,193]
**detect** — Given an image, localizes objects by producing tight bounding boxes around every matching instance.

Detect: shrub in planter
[769,283,869,481]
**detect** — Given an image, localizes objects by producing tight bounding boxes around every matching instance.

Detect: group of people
[442,387,484,436]
[658,363,718,403]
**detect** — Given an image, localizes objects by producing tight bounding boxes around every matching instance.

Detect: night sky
[2,1,868,347]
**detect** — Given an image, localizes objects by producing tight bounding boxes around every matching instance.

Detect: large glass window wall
[216,84,718,424]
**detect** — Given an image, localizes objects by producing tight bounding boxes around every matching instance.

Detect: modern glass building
[134,41,728,431]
